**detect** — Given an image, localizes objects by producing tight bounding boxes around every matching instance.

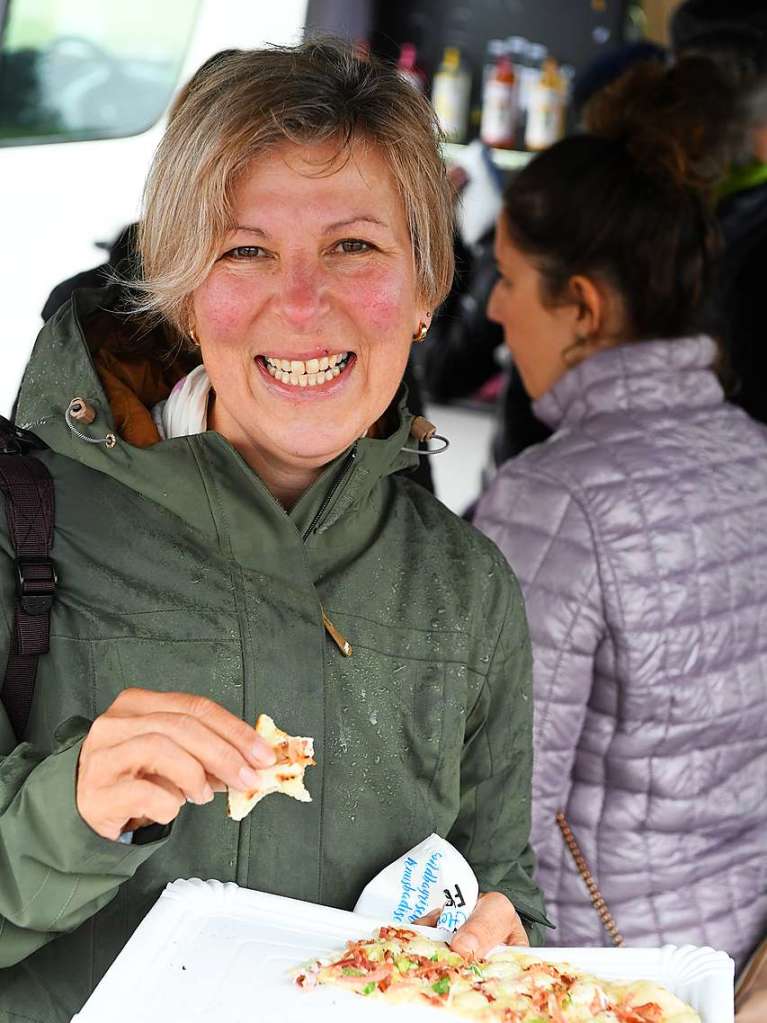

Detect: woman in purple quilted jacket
[474,57,767,969]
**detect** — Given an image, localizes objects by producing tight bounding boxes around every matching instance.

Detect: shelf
[442,142,531,171]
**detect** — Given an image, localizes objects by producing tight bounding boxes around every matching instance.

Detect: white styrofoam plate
[74,878,734,1023]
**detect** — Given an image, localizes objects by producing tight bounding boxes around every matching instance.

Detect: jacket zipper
[301,445,357,542]
[303,446,357,657]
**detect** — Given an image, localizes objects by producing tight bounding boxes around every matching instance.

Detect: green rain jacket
[0,289,549,1021]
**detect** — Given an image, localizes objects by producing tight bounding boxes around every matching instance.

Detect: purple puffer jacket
[474,336,767,967]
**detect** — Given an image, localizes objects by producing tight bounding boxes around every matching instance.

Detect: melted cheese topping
[296,928,701,1023]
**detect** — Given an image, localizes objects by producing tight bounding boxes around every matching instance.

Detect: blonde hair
[135,39,455,340]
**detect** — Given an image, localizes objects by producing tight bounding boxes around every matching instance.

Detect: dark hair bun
[584,56,737,193]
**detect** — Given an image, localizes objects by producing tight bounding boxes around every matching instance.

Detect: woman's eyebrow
[324,215,388,232]
[231,215,389,237]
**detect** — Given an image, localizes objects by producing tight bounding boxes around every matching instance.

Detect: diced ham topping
[473,983,497,1003]
[377,926,417,941]
[616,1003,664,1023]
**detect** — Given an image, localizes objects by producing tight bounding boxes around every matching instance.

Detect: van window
[0,0,200,146]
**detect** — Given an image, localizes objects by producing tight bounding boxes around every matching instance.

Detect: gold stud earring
[412,321,429,343]
[189,328,199,347]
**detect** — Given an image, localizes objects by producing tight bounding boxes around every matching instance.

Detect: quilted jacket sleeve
[474,464,604,896]
[0,546,169,967]
[448,554,552,945]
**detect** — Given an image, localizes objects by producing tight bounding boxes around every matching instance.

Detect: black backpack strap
[0,417,56,741]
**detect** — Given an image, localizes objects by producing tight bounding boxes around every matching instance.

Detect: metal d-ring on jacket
[0,286,549,1022]
[475,335,767,970]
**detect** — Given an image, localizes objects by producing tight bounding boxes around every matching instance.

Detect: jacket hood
[532,335,724,431]
[14,286,420,539]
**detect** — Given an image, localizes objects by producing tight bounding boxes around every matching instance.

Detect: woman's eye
[334,238,372,254]
[226,245,268,260]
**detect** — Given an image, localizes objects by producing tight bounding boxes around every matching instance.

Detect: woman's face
[192,139,426,473]
[487,215,578,400]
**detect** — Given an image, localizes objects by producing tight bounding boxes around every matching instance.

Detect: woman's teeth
[264,352,350,387]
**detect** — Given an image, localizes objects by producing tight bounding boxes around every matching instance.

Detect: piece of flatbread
[296,927,701,1023]
[227,714,315,821]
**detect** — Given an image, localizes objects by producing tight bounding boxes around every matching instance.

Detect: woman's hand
[77,688,277,841]
[450,892,529,958]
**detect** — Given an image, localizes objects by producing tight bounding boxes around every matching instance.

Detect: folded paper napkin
[354,833,479,939]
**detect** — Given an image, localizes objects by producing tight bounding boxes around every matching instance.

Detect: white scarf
[152,364,212,439]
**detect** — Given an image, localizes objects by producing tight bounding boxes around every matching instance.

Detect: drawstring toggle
[65,397,117,449]
[401,415,450,455]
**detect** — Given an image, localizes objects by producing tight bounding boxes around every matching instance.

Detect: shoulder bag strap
[0,417,56,741]
[556,811,625,947]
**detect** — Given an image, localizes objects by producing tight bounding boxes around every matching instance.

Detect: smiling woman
[128,43,457,505]
[192,138,425,505]
[0,39,549,1020]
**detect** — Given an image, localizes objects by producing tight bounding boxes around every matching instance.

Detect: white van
[0,0,309,417]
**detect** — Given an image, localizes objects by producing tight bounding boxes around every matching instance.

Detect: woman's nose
[276,261,329,329]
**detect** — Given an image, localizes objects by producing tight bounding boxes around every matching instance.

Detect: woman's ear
[568,274,604,341]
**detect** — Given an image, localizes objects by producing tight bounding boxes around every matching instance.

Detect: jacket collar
[15,286,419,540]
[532,336,723,431]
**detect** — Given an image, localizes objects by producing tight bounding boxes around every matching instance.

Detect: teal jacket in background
[0,289,548,1021]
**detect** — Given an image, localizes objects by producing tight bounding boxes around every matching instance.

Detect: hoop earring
[412,321,429,343]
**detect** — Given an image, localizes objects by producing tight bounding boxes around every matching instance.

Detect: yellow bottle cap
[442,47,461,72]
[541,57,564,90]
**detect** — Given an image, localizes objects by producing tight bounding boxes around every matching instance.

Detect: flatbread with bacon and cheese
[227,714,315,821]
[296,927,700,1023]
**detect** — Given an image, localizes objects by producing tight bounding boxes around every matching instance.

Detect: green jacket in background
[0,289,548,1021]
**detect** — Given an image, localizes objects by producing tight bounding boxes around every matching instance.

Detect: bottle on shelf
[525,57,567,151]
[516,40,549,147]
[397,42,425,92]
[431,46,471,144]
[482,38,507,90]
[480,55,517,149]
